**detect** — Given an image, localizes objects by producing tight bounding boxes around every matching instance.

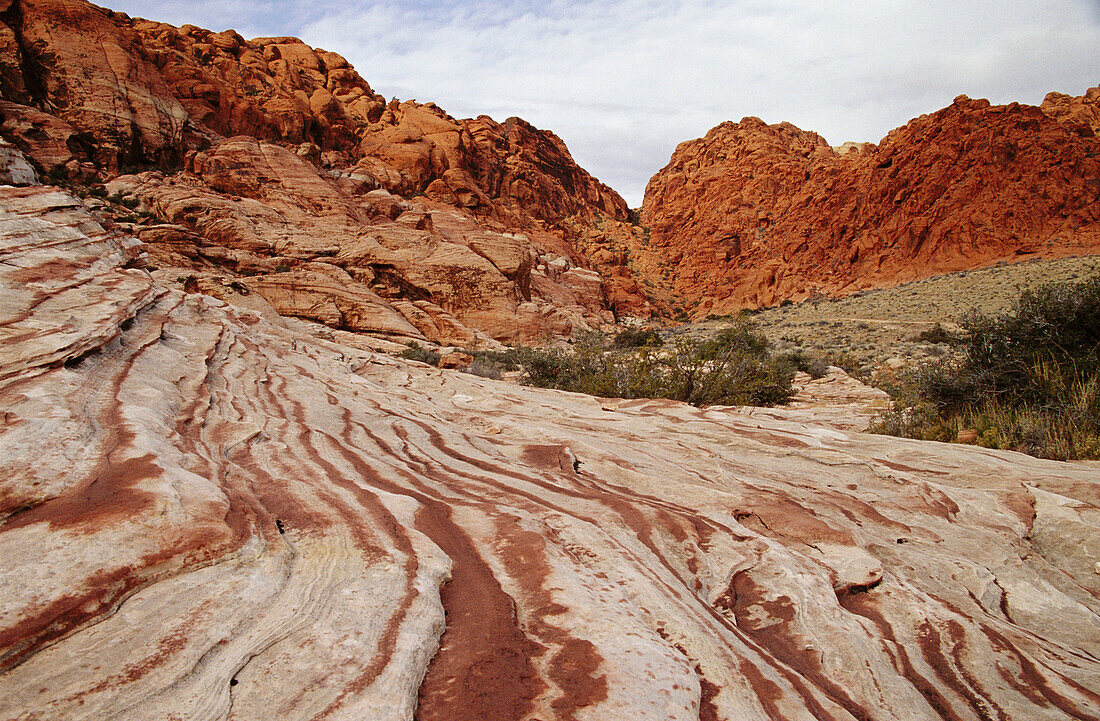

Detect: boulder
[437,351,473,369]
[0,139,36,185]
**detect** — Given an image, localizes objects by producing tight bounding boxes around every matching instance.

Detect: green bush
[611,327,664,349]
[913,322,959,345]
[400,342,441,366]
[781,350,830,379]
[516,321,795,407]
[464,348,523,380]
[870,275,1100,460]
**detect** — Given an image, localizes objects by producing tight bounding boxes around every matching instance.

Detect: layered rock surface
[635,89,1100,314]
[3,187,1100,720]
[0,0,648,344]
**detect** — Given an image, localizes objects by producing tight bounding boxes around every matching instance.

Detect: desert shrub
[806,356,831,379]
[611,327,664,349]
[666,325,796,406]
[782,350,830,379]
[870,275,1100,459]
[467,357,504,379]
[465,348,523,380]
[823,350,866,379]
[913,322,958,344]
[517,321,795,407]
[400,342,441,366]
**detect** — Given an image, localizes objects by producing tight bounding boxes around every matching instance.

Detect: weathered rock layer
[2,185,1099,720]
[0,0,649,344]
[637,89,1100,314]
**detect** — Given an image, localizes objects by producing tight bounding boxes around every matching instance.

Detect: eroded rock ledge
[0,0,653,345]
[1,186,1098,720]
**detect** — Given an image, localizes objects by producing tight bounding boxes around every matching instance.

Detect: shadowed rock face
[636,90,1100,315]
[3,186,1099,720]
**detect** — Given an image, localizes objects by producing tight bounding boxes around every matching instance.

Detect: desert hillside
[617,89,1100,316]
[2,2,1097,334]
[0,0,653,348]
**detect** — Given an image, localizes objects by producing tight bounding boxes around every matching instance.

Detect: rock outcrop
[0,0,626,225]
[0,136,31,184]
[3,184,1100,721]
[636,89,1100,315]
[1041,85,1100,135]
[0,0,648,344]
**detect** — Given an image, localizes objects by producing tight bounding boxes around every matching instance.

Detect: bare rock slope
[635,90,1100,315]
[0,0,648,345]
[3,187,1099,720]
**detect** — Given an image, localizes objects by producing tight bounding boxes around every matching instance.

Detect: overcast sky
[113,0,1099,206]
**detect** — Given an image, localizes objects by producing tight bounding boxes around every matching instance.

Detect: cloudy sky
[113,0,1099,205]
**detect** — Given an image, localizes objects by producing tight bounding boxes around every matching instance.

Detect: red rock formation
[639,91,1100,314]
[0,0,649,342]
[0,0,191,171]
[1041,85,1100,135]
[2,184,1099,720]
[101,137,600,345]
[0,0,628,227]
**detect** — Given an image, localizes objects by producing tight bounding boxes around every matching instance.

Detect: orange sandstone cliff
[633,89,1100,315]
[0,0,651,345]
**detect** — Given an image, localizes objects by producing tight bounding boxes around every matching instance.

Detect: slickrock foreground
[3,189,1100,720]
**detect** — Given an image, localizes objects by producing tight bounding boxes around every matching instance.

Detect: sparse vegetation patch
[870,275,1100,460]
[516,322,795,407]
[400,342,441,366]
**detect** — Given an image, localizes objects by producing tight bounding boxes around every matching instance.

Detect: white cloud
[108,0,281,38]
[112,1,1100,205]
